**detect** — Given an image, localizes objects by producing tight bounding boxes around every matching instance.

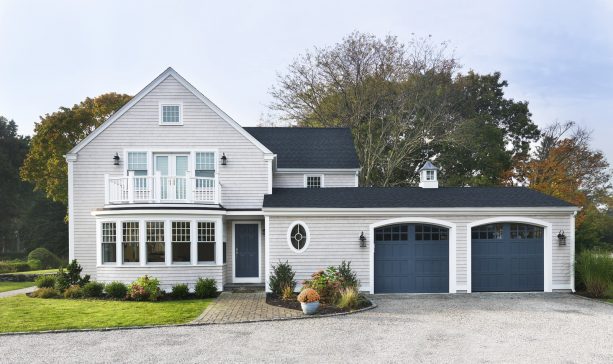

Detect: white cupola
[418,161,439,188]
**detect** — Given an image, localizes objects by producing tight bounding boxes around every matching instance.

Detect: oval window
[287,222,309,253]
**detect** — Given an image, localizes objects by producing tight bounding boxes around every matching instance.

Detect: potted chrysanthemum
[297,288,320,315]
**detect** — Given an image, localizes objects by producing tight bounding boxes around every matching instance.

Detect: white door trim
[466,216,553,293]
[232,221,262,283]
[369,217,457,294]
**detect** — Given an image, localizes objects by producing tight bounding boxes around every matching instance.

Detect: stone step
[223,283,265,293]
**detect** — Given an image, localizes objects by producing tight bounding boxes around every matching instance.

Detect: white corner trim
[67,158,75,261]
[570,212,576,292]
[466,216,553,293]
[368,217,457,294]
[68,67,273,156]
[286,221,311,254]
[264,216,271,292]
[232,221,262,283]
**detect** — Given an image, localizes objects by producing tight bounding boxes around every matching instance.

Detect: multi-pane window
[288,223,308,252]
[146,222,165,263]
[305,176,321,188]
[122,222,140,263]
[510,224,543,239]
[197,222,215,262]
[127,152,148,176]
[161,104,181,124]
[415,224,448,241]
[426,170,435,181]
[195,152,215,178]
[472,224,504,240]
[375,225,409,241]
[172,221,191,263]
[101,222,116,263]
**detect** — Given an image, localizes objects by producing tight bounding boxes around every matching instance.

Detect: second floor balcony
[104,171,220,205]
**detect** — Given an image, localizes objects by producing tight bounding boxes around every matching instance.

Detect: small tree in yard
[268,261,296,296]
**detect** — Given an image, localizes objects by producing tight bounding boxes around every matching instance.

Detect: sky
[1,0,612,162]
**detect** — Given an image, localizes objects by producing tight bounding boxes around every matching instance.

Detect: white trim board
[67,67,273,157]
[232,221,263,284]
[466,216,554,293]
[263,207,579,216]
[368,217,457,294]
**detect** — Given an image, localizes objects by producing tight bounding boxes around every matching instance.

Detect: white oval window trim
[286,221,310,253]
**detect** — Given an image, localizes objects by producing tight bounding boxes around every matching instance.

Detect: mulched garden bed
[266,293,372,315]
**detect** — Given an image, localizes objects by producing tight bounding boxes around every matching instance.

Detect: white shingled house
[66,68,578,294]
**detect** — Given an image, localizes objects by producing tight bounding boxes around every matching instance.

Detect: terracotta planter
[300,301,320,315]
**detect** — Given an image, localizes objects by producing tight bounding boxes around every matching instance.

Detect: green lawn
[5,269,58,275]
[0,295,212,333]
[0,281,35,293]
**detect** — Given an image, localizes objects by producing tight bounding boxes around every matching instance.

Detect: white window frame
[121,221,141,265]
[99,221,117,265]
[145,221,166,265]
[304,174,324,188]
[286,221,310,253]
[426,170,435,181]
[159,102,183,125]
[197,221,216,263]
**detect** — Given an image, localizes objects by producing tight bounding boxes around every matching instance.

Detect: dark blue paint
[235,224,259,278]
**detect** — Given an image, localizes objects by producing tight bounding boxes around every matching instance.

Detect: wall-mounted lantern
[557,230,567,246]
[113,153,120,166]
[359,231,367,248]
[221,153,227,166]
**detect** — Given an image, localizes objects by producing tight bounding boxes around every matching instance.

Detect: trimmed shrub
[82,281,105,298]
[194,277,217,298]
[28,259,43,271]
[0,260,31,274]
[171,284,190,299]
[31,287,60,298]
[35,275,56,288]
[128,275,161,301]
[336,287,359,310]
[104,281,128,299]
[55,260,90,292]
[63,284,83,299]
[269,261,296,296]
[576,250,613,298]
[27,248,63,269]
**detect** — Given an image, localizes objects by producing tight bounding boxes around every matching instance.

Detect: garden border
[0,298,377,337]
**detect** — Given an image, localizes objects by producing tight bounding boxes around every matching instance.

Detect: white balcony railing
[105,171,220,205]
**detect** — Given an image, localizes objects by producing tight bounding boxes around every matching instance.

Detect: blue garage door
[374,224,449,293]
[471,223,544,292]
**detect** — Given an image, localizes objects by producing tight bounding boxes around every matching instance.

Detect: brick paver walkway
[193,291,302,324]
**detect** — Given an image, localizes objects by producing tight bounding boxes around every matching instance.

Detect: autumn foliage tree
[20,93,131,205]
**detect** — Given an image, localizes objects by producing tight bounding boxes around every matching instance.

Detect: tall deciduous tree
[20,93,131,205]
[270,32,540,186]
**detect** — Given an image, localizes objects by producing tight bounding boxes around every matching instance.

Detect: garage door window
[415,224,448,240]
[510,224,543,239]
[471,224,503,240]
[287,222,309,253]
[374,225,408,241]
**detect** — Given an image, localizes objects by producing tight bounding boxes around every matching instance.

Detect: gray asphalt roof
[263,187,575,208]
[244,127,360,169]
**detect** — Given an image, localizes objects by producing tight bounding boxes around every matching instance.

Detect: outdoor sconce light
[359,231,367,248]
[221,153,227,166]
[113,153,120,166]
[557,230,567,246]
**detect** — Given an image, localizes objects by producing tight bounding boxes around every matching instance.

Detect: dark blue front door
[235,224,259,278]
[374,224,449,293]
[471,223,544,292]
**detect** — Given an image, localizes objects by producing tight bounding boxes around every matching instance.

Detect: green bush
[55,260,90,292]
[0,260,31,274]
[128,275,161,301]
[171,284,190,299]
[104,281,128,299]
[336,287,360,310]
[27,248,63,269]
[35,275,56,288]
[576,250,613,298]
[338,261,359,289]
[194,277,217,298]
[28,259,43,271]
[63,284,83,299]
[31,287,60,298]
[269,261,296,296]
[303,267,341,304]
[82,281,105,298]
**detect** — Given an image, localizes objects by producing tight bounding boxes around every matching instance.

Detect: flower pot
[300,301,320,315]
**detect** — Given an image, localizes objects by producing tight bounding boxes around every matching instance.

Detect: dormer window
[160,103,182,125]
[426,170,435,181]
[305,175,322,188]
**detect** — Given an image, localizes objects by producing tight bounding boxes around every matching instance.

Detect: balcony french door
[155,154,189,201]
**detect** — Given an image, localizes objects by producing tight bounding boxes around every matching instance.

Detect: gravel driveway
[2,293,612,363]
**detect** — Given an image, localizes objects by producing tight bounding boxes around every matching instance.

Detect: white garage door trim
[466,216,552,293]
[369,217,457,294]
